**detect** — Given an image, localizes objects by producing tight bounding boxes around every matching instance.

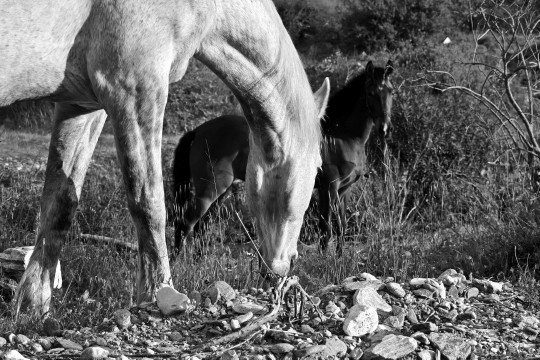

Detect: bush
[339,0,471,52]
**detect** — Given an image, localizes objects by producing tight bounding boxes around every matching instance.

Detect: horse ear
[385,60,394,77]
[314,77,330,119]
[365,61,374,78]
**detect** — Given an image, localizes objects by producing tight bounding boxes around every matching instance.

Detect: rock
[189,290,202,305]
[15,334,30,345]
[410,278,429,287]
[406,308,419,324]
[438,269,464,287]
[385,283,405,298]
[344,280,384,292]
[300,324,315,334]
[38,338,52,351]
[55,338,83,351]
[440,309,458,322]
[94,338,107,347]
[480,293,499,303]
[438,269,457,278]
[349,347,363,360]
[365,334,417,359]
[429,333,472,360]
[221,350,239,360]
[29,342,43,352]
[113,309,131,328]
[232,302,265,314]
[448,285,459,298]
[230,319,241,330]
[293,344,326,358]
[80,347,109,360]
[343,304,378,337]
[411,332,430,345]
[322,337,347,358]
[472,279,503,293]
[353,287,391,312]
[2,350,29,360]
[205,281,236,303]
[417,350,436,360]
[411,322,438,333]
[514,314,540,328]
[235,312,253,324]
[43,318,62,336]
[265,343,295,354]
[466,287,479,299]
[0,337,6,347]
[156,287,190,315]
[360,272,377,280]
[457,310,477,321]
[325,301,341,315]
[383,314,405,329]
[168,331,182,342]
[413,288,433,299]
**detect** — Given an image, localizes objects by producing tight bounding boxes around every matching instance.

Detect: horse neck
[195,0,319,162]
[323,75,373,141]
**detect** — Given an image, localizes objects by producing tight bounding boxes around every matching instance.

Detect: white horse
[1,0,330,314]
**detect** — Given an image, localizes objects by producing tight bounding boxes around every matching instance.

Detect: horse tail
[173,129,196,216]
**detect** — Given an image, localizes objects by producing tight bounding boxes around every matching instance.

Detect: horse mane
[253,17,322,161]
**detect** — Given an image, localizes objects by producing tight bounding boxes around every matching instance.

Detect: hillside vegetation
[1,0,540,332]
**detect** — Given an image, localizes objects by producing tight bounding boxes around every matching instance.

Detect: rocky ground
[1,270,539,360]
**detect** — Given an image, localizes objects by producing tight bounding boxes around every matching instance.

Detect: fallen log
[79,234,137,252]
[0,246,62,289]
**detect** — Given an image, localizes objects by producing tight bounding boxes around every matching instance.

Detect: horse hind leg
[15,104,106,314]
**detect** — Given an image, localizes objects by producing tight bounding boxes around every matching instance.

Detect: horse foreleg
[336,190,350,256]
[15,104,106,314]
[105,81,172,305]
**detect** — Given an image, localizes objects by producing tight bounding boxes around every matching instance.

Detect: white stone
[156,287,190,316]
[343,305,378,337]
[2,350,29,360]
[353,287,391,312]
[80,346,109,360]
[232,302,265,314]
[360,273,377,281]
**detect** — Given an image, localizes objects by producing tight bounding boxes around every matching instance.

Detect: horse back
[190,115,250,182]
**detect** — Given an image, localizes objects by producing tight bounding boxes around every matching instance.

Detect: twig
[79,234,137,252]
[234,211,275,278]
[210,277,289,346]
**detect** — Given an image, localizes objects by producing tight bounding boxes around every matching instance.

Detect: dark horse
[173,60,394,252]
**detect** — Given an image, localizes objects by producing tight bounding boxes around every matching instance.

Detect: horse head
[365,60,394,139]
[252,78,330,280]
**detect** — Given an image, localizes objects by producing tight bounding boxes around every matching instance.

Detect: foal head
[364,60,394,138]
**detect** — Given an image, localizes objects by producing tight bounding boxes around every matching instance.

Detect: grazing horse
[1,0,330,314]
[172,61,394,252]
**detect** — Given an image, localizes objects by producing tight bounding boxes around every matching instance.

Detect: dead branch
[79,234,137,252]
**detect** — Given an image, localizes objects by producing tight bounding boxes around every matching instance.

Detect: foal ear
[365,61,374,79]
[385,60,394,77]
[314,77,331,119]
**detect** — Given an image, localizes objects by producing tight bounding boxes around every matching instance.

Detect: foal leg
[318,183,332,251]
[336,190,350,256]
[16,104,107,314]
[174,195,216,254]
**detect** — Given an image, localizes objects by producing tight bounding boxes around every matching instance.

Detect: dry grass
[2,49,540,333]
[2,121,540,333]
